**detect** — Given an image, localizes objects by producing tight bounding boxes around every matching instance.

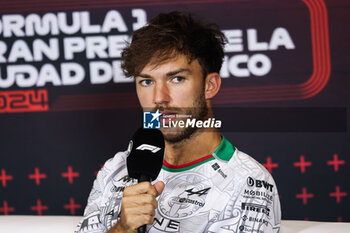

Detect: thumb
[153,181,165,196]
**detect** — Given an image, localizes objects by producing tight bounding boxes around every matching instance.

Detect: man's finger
[122,194,158,208]
[124,204,156,217]
[153,181,165,196]
[123,182,156,196]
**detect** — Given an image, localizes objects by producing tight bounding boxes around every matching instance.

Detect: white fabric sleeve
[206,167,281,233]
[74,152,127,233]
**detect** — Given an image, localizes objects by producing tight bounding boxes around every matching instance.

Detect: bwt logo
[136,144,161,153]
[143,110,161,129]
[247,177,274,192]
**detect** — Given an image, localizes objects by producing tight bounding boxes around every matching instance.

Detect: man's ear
[205,72,221,100]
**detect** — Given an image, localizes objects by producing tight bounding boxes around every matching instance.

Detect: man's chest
[101,167,234,232]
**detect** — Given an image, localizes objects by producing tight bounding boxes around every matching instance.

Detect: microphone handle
[138,225,146,233]
[138,174,151,233]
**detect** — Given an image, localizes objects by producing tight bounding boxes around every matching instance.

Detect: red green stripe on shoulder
[162,134,235,172]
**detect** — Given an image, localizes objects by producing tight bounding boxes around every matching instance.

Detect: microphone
[126,128,165,233]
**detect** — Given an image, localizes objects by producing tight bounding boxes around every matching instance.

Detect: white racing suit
[75,135,281,233]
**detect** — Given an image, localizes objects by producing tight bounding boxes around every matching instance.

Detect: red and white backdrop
[0,0,349,222]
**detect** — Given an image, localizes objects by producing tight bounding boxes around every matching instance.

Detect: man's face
[135,54,208,143]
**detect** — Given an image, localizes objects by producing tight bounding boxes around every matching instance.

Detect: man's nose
[153,82,170,105]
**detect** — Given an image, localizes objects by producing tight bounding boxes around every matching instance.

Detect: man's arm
[74,170,108,233]
[75,153,124,233]
[75,151,165,233]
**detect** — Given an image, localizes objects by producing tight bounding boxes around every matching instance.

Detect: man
[75,11,281,233]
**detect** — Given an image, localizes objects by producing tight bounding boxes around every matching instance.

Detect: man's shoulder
[95,150,129,182]
[228,148,277,190]
[233,149,269,175]
[213,135,273,182]
[219,147,273,184]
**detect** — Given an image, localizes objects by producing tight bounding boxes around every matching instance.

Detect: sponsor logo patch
[247,177,274,192]
[241,202,270,216]
[243,189,273,204]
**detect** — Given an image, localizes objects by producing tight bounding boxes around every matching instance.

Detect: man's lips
[161,112,177,118]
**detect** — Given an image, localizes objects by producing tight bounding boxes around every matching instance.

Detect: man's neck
[164,130,222,166]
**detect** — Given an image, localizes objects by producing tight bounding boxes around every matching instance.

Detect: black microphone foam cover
[127,128,165,181]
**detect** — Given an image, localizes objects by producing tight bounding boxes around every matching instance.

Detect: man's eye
[139,80,153,86]
[172,76,185,83]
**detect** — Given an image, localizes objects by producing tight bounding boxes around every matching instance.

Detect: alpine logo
[111,186,125,193]
[185,187,211,196]
[136,144,161,153]
[247,177,274,192]
[118,175,133,183]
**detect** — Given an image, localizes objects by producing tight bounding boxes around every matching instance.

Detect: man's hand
[107,181,165,233]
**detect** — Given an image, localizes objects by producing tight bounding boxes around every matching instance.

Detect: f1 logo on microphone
[143,110,161,129]
[136,144,161,153]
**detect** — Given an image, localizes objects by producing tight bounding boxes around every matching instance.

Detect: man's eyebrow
[166,68,191,77]
[135,74,152,79]
[136,68,191,79]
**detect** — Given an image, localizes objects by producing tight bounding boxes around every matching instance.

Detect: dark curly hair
[121,11,227,79]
